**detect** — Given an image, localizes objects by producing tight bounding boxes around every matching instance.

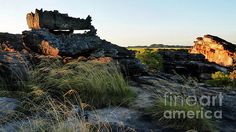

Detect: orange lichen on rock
[92,57,113,63]
[190,35,236,67]
[40,40,59,56]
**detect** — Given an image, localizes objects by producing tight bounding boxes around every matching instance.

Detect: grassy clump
[136,49,163,71]
[2,95,109,132]
[146,97,214,131]
[206,71,236,87]
[28,60,135,108]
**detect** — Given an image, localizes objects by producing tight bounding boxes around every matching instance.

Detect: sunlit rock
[190,34,236,67]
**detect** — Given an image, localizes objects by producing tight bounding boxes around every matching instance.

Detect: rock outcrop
[158,49,229,79]
[190,34,236,67]
[23,9,147,76]
[27,9,96,35]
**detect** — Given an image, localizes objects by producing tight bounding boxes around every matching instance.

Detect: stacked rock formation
[26,9,97,35]
[190,35,236,67]
[23,9,146,75]
[0,9,146,87]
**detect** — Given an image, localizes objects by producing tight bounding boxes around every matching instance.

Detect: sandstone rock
[22,29,102,56]
[0,33,24,51]
[27,9,96,35]
[0,51,28,89]
[190,34,236,67]
[22,29,146,75]
[158,49,228,79]
[118,58,147,76]
[88,107,163,131]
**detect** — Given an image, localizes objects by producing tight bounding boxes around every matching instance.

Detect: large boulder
[26,9,96,35]
[22,29,146,75]
[190,35,236,67]
[22,29,103,56]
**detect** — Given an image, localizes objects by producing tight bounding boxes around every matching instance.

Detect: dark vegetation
[136,49,163,71]
[127,44,191,49]
[207,71,236,87]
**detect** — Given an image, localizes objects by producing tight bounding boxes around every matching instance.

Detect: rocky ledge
[158,49,229,80]
[0,9,146,82]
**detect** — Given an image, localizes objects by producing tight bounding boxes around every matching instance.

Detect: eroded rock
[27,9,96,35]
[190,34,236,67]
[22,29,102,56]
[22,29,146,75]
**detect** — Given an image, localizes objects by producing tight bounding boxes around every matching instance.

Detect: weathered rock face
[26,9,96,35]
[158,49,228,79]
[22,29,129,57]
[190,34,236,67]
[0,33,24,51]
[22,9,147,76]
[0,51,28,89]
[22,29,146,75]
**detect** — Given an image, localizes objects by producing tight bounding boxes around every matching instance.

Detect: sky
[0,0,235,46]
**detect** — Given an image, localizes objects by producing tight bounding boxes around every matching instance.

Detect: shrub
[206,71,235,87]
[146,97,214,131]
[28,60,135,108]
[136,49,163,71]
[211,71,229,80]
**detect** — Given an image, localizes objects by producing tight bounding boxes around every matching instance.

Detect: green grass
[128,47,190,53]
[146,97,214,131]
[0,58,135,130]
[135,49,163,71]
[1,95,109,132]
[27,60,135,108]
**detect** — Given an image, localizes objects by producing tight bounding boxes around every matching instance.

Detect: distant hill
[127,44,192,48]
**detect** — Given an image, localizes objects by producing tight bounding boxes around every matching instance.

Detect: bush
[146,97,214,131]
[136,49,163,71]
[211,71,229,80]
[206,71,235,87]
[28,60,135,108]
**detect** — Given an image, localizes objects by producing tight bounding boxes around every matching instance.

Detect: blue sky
[0,0,235,46]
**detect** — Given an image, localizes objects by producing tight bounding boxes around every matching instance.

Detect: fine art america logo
[163,92,223,119]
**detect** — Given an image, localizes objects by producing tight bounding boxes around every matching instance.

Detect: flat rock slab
[88,107,164,131]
